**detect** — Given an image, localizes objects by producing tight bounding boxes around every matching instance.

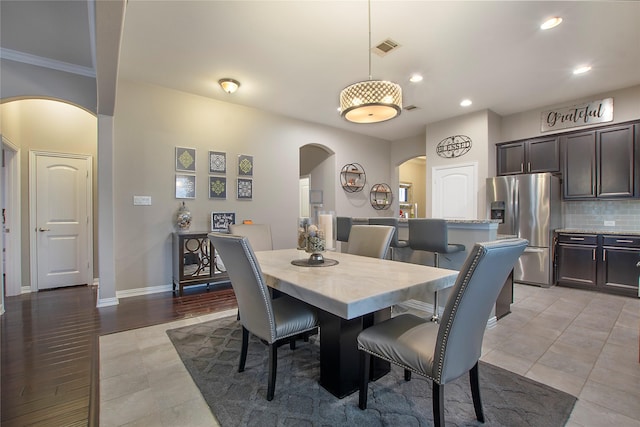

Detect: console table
[172,231,229,296]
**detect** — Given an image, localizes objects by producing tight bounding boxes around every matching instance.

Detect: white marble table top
[255,249,459,320]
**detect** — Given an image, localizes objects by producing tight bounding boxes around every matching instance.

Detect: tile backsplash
[563,200,640,231]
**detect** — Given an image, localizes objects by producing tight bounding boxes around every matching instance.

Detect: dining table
[255,248,459,398]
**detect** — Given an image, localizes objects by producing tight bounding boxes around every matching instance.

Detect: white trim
[21,286,31,294]
[2,137,22,297]
[96,297,119,308]
[29,151,94,291]
[0,48,96,78]
[116,284,174,299]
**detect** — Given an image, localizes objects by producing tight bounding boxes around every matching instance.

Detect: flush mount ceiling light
[540,17,563,30]
[219,78,240,94]
[339,0,402,124]
[573,65,592,75]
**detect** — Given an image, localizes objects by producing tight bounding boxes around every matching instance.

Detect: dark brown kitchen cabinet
[497,137,559,175]
[600,235,640,296]
[556,233,598,288]
[562,123,636,199]
[556,232,640,297]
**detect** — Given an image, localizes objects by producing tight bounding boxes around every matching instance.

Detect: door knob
[38,227,50,232]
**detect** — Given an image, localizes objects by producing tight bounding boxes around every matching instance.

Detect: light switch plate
[604,220,615,226]
[133,196,152,206]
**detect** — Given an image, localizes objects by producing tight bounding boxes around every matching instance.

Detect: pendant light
[339,0,402,123]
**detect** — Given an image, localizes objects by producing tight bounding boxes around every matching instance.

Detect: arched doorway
[0,99,97,295]
[299,144,336,222]
[398,156,426,218]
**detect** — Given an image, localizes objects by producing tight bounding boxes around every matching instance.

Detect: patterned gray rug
[167,316,576,427]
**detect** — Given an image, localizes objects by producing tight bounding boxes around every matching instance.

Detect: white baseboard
[116,284,173,299]
[21,286,32,294]
[96,297,119,308]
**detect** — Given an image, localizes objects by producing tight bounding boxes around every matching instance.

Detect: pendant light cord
[368,0,372,81]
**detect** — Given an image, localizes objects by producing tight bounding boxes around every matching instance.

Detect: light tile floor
[100,285,640,426]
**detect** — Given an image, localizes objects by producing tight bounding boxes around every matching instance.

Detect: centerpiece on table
[297,218,326,264]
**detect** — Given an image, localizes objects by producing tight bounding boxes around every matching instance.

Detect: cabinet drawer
[557,234,598,245]
[602,235,640,248]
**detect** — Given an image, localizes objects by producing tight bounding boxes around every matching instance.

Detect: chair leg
[358,351,371,410]
[289,339,296,350]
[432,382,444,427]
[404,369,412,381]
[239,326,249,373]
[430,291,440,323]
[470,362,485,422]
[267,344,277,401]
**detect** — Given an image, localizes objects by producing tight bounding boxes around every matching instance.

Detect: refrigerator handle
[513,179,519,237]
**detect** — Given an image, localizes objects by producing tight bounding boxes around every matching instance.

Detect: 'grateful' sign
[541,98,613,132]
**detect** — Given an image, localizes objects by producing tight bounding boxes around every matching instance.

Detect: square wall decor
[237,154,253,176]
[176,147,196,172]
[209,176,227,199]
[237,178,252,200]
[209,151,226,174]
[176,174,196,199]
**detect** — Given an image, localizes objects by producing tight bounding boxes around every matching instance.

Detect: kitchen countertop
[556,228,640,236]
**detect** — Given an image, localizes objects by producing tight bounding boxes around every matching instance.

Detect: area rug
[167,316,576,426]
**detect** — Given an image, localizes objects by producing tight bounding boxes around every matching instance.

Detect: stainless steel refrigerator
[486,173,561,287]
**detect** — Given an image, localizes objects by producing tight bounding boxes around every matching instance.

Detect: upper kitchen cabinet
[562,123,637,199]
[497,136,559,175]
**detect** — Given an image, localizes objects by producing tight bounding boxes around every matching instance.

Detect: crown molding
[0,48,96,78]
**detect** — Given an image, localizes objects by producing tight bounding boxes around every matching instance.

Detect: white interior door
[432,162,478,219]
[31,152,92,290]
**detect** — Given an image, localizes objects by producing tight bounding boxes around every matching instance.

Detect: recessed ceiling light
[540,17,562,30]
[460,99,472,107]
[573,65,592,75]
[409,74,423,83]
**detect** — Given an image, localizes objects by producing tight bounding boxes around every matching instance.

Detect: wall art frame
[208,176,227,199]
[237,154,254,176]
[175,147,196,172]
[209,151,226,174]
[237,178,253,200]
[175,174,196,199]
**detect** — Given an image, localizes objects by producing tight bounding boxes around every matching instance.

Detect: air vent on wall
[405,105,419,111]
[371,38,401,57]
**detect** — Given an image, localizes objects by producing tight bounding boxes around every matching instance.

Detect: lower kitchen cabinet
[600,235,640,295]
[556,234,598,288]
[556,232,640,297]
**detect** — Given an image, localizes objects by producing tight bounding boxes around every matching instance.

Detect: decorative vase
[297,218,326,264]
[176,201,192,231]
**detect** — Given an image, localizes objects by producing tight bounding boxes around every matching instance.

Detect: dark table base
[318,308,391,398]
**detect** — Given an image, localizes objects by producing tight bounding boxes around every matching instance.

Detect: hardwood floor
[0,284,237,427]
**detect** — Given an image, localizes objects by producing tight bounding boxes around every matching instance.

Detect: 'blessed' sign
[541,98,613,132]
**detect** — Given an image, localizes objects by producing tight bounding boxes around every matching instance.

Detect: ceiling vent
[371,38,401,57]
[404,105,419,111]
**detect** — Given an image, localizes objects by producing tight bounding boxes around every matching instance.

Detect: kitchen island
[348,218,509,323]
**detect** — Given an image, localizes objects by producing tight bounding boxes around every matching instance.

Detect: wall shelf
[370,183,392,210]
[340,163,366,193]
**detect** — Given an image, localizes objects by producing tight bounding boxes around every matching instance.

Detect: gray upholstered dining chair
[346,224,395,259]
[357,238,528,427]
[208,232,318,401]
[228,223,273,251]
[369,217,409,260]
[336,216,353,243]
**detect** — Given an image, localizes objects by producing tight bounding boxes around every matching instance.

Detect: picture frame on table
[211,212,236,232]
[175,147,196,172]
